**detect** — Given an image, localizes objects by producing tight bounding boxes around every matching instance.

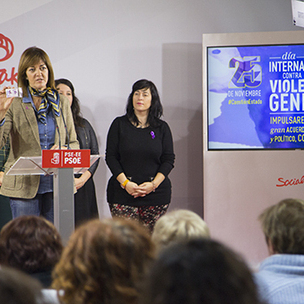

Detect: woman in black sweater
[106,79,175,232]
[55,78,99,226]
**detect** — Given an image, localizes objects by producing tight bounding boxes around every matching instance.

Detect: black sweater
[106,115,175,207]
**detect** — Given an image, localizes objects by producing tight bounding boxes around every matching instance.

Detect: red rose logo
[0,33,14,62]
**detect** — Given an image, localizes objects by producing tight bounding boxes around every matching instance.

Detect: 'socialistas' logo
[0,34,14,62]
[276,175,304,187]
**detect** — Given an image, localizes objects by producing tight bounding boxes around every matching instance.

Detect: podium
[7,151,100,243]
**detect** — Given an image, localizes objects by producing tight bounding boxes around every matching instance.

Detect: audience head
[126,79,163,127]
[0,215,63,274]
[0,266,43,304]
[18,46,55,97]
[152,209,210,252]
[140,238,260,304]
[55,78,82,127]
[52,218,155,304]
[258,198,304,254]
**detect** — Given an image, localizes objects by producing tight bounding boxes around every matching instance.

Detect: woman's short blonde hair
[152,209,210,252]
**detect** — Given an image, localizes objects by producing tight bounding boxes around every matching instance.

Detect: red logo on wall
[276,175,304,187]
[0,33,17,85]
[0,34,14,61]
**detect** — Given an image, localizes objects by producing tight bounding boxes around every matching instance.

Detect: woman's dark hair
[55,78,83,127]
[0,215,63,274]
[126,79,163,128]
[140,239,261,304]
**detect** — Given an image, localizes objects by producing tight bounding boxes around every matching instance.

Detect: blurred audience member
[0,266,43,304]
[0,215,63,288]
[255,198,304,304]
[140,238,261,304]
[52,218,155,304]
[152,209,210,252]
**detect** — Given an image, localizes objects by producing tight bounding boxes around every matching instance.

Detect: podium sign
[42,149,90,168]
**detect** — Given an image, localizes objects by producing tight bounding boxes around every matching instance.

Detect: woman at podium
[55,78,99,226]
[0,47,79,223]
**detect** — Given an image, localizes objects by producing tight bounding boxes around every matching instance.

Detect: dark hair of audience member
[52,218,155,304]
[140,238,262,304]
[0,215,63,283]
[0,266,43,304]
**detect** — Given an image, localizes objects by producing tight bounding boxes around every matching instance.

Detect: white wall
[1,0,301,263]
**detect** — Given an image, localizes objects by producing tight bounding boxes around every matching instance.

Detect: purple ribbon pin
[150,131,155,139]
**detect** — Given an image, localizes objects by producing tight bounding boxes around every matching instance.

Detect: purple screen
[208,44,304,150]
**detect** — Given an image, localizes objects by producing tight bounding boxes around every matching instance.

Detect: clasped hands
[125,180,154,198]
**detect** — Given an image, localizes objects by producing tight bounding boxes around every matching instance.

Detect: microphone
[60,108,70,149]
[52,108,61,149]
